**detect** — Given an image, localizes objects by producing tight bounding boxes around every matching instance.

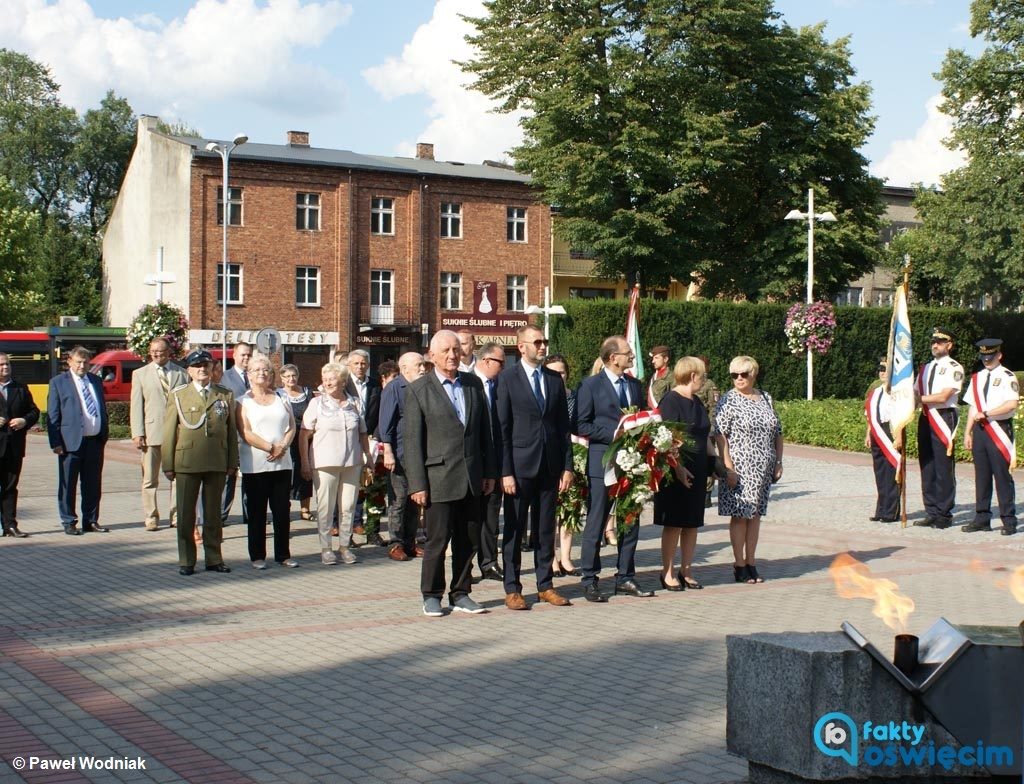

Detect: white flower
[652,426,673,451]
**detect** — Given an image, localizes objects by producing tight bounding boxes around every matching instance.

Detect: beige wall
[102,116,192,327]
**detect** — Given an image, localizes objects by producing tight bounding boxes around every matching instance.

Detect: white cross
[143,247,177,301]
[524,286,566,340]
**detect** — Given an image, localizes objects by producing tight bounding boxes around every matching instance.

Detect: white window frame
[370,270,394,324]
[217,262,243,305]
[295,266,320,307]
[506,275,527,312]
[216,186,242,226]
[506,206,527,243]
[440,272,462,311]
[296,192,320,231]
[440,202,462,239]
[371,197,395,235]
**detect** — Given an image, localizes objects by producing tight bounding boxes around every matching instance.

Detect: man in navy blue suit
[496,325,574,610]
[47,346,109,535]
[576,335,654,601]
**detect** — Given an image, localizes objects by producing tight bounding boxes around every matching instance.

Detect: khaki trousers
[176,471,227,567]
[314,465,360,550]
[141,444,176,527]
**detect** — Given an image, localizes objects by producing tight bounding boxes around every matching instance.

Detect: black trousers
[222,471,249,526]
[502,473,556,594]
[972,422,1017,529]
[469,489,502,571]
[870,427,900,520]
[57,436,104,527]
[580,474,640,587]
[918,410,957,522]
[387,467,419,549]
[420,492,475,602]
[0,448,24,530]
[243,470,292,562]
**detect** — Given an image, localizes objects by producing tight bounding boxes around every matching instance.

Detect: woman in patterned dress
[715,356,783,584]
[277,364,315,521]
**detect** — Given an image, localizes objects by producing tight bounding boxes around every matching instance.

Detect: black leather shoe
[931,518,952,529]
[878,517,899,523]
[83,524,110,533]
[912,517,934,527]
[868,515,881,522]
[179,566,195,576]
[205,563,232,573]
[3,527,28,538]
[1001,527,1017,536]
[583,583,607,603]
[481,566,504,582]
[614,579,655,598]
[63,526,81,536]
[960,521,992,533]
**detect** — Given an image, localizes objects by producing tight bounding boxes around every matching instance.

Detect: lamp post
[785,188,836,400]
[205,134,248,362]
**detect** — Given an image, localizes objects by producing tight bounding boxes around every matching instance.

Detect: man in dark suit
[47,346,109,535]
[471,341,506,582]
[347,349,381,541]
[497,326,574,610]
[0,352,40,538]
[404,330,496,617]
[219,341,252,526]
[576,335,653,601]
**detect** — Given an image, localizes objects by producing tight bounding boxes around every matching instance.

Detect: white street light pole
[785,188,836,401]
[205,134,248,362]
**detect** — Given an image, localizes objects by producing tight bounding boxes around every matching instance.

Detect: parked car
[90,350,145,402]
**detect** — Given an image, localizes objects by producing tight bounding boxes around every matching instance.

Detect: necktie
[927,363,937,393]
[201,387,209,402]
[617,377,629,408]
[532,368,544,411]
[80,377,99,418]
[243,370,250,391]
[487,379,497,418]
[159,366,169,393]
[982,371,990,399]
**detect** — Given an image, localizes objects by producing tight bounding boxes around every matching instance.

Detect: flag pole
[899,259,911,528]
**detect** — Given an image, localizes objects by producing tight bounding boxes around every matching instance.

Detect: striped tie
[80,377,99,418]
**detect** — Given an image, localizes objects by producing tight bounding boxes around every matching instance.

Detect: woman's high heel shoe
[746,564,764,583]
[734,564,749,583]
[603,530,618,547]
[659,575,684,592]
[553,566,566,578]
[679,570,704,590]
[562,567,580,577]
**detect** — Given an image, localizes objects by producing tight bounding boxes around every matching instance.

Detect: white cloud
[871,94,966,187]
[0,0,352,120]
[362,0,524,164]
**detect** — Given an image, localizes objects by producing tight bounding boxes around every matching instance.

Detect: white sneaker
[338,548,357,564]
[251,560,267,570]
[279,558,300,568]
[321,550,338,565]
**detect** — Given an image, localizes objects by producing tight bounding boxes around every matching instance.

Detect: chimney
[287,130,310,147]
[416,142,435,160]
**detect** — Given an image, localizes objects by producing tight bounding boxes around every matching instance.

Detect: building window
[217,263,243,304]
[440,202,462,239]
[216,186,242,226]
[295,266,320,307]
[296,193,320,231]
[506,206,527,242]
[506,275,527,311]
[835,287,863,307]
[370,270,393,324]
[874,290,894,308]
[371,197,394,235]
[440,272,462,310]
[569,287,615,300]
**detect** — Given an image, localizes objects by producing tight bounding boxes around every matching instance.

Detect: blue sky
[2,0,981,186]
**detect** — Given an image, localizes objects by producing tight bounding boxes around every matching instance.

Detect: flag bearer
[865,358,900,523]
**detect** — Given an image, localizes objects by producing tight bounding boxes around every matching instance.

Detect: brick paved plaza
[1,435,1021,783]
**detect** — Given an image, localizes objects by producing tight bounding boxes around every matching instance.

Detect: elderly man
[163,350,238,575]
[219,341,252,526]
[48,346,109,535]
[457,329,476,373]
[0,352,39,538]
[130,338,187,531]
[378,352,425,561]
[404,330,496,617]
[471,341,506,582]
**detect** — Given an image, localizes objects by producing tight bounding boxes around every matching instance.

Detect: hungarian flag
[625,283,645,381]
[885,282,915,443]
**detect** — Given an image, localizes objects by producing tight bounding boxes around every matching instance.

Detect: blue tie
[617,377,629,408]
[80,377,99,418]
[487,378,497,417]
[532,368,544,411]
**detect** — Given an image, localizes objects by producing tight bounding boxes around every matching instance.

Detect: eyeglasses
[531,339,549,348]
[876,365,887,373]
[613,351,634,358]
[730,371,750,379]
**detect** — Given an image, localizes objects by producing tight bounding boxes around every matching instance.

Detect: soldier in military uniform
[647,346,672,407]
[914,327,964,529]
[162,350,239,575]
[962,338,1019,536]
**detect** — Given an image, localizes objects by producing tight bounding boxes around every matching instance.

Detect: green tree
[74,90,135,235]
[37,220,103,325]
[463,0,883,300]
[0,179,44,326]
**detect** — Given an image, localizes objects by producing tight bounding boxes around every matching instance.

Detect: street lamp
[785,187,836,401]
[205,133,248,362]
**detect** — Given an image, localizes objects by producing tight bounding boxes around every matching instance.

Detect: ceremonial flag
[625,283,645,381]
[885,282,915,442]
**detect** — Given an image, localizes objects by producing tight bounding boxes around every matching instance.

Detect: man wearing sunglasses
[914,327,964,529]
[497,326,574,610]
[470,342,507,582]
[576,335,651,602]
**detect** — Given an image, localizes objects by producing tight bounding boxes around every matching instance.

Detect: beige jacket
[130,361,187,444]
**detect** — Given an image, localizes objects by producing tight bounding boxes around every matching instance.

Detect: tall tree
[0,179,44,327]
[463,0,883,300]
[74,90,135,235]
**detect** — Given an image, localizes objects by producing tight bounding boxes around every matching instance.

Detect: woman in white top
[300,363,372,565]
[237,353,297,569]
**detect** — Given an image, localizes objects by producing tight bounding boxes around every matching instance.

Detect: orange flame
[828,553,916,633]
[1010,565,1024,604]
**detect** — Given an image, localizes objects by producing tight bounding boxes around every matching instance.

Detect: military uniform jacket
[161,383,239,473]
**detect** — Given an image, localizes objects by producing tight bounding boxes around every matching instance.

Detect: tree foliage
[463,0,883,300]
[0,179,44,327]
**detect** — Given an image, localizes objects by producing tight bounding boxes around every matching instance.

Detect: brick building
[103,117,550,377]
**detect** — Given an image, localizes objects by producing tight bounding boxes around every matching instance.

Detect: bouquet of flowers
[784,301,836,356]
[556,437,590,534]
[126,301,189,359]
[603,408,688,533]
[359,447,389,541]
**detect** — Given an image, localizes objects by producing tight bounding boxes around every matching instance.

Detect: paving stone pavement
[0,435,1021,783]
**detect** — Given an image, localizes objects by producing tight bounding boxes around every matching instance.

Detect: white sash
[865,387,900,472]
[917,362,956,455]
[970,372,1016,469]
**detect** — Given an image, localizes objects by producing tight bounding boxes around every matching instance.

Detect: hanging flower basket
[784,301,836,356]
[126,302,189,360]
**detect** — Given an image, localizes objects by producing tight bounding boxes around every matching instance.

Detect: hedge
[549,299,1024,400]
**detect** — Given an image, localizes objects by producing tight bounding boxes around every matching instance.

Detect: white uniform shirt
[964,365,1020,421]
[919,355,964,409]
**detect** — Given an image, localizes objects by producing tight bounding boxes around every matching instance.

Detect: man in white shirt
[457,330,476,373]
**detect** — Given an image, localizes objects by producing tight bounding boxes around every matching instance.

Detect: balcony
[358,304,418,329]
[552,250,597,276]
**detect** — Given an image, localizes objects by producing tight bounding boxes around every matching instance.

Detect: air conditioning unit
[59,315,83,327]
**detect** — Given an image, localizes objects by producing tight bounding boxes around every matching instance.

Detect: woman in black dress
[277,364,315,520]
[654,356,716,590]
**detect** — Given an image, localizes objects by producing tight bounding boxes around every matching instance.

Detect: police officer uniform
[962,339,1018,535]
[915,327,963,529]
[161,350,239,574]
[866,358,899,522]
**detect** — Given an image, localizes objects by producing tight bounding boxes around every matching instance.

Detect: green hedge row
[549,299,1024,400]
